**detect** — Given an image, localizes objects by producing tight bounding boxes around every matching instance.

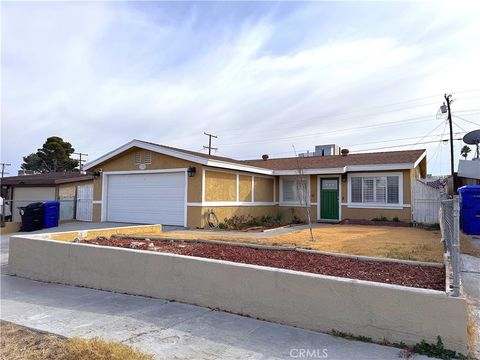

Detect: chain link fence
[439,195,461,297]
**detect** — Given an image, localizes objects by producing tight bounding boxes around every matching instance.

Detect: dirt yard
[82,236,445,290]
[134,225,444,263]
[461,233,480,258]
[0,320,153,360]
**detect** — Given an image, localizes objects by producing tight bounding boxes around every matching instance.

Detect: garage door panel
[106,172,185,226]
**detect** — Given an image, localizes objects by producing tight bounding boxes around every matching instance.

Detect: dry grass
[461,233,480,258]
[135,224,444,263]
[0,320,153,360]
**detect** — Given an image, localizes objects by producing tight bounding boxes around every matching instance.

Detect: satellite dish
[463,129,480,159]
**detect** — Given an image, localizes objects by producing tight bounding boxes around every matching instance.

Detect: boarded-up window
[281,177,308,203]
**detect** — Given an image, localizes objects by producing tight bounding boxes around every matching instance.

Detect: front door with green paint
[320,178,339,220]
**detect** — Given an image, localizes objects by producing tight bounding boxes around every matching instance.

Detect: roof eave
[84,140,273,175]
[272,163,416,175]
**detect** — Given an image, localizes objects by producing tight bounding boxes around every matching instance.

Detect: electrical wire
[429,122,448,165]
[349,138,462,153]
[453,115,480,127]
[408,121,446,150]
[218,115,441,147]
[453,121,468,133]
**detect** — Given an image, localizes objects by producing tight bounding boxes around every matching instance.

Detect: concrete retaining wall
[8,234,468,353]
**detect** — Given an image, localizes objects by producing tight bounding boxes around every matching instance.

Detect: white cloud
[1,1,479,175]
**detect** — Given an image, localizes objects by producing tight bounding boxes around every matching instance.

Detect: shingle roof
[1,172,93,186]
[138,140,246,165]
[88,139,426,173]
[242,150,426,170]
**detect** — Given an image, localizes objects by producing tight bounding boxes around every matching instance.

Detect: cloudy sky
[2,1,480,176]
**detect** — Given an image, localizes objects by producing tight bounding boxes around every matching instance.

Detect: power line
[408,121,446,150]
[452,121,468,133]
[350,137,463,153]
[453,115,480,127]
[239,132,467,159]
[219,115,442,147]
[203,132,218,155]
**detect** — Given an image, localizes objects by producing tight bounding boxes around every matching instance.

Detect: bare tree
[292,145,314,241]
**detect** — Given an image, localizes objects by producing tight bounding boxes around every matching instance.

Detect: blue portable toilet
[43,201,60,228]
[458,185,480,235]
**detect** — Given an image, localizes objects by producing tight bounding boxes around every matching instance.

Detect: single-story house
[1,172,94,222]
[83,139,427,228]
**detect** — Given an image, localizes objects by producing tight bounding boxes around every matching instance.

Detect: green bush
[372,216,389,222]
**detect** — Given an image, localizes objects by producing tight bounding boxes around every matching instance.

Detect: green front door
[320,178,339,220]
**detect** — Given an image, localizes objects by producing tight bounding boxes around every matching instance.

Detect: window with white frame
[350,174,400,205]
[281,177,309,204]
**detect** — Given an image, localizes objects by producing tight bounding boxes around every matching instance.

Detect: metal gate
[76,184,93,222]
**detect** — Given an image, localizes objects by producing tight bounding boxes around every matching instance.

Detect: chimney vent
[341,149,350,156]
[262,154,269,161]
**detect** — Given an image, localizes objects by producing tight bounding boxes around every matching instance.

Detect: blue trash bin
[458,185,480,235]
[43,201,60,229]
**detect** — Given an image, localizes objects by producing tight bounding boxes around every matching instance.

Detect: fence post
[451,195,461,297]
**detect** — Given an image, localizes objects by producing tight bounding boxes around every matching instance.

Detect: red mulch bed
[81,237,445,291]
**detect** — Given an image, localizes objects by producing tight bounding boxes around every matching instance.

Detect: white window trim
[347,172,404,209]
[279,175,311,207]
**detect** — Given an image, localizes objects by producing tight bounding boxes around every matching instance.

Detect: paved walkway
[162,223,327,238]
[461,253,480,358]
[1,222,428,359]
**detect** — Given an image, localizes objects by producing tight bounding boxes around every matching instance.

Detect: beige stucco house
[83,139,427,228]
[1,172,94,223]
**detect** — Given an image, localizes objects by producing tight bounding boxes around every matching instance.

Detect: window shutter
[375,178,387,203]
[387,176,399,204]
[363,178,375,202]
[351,177,362,202]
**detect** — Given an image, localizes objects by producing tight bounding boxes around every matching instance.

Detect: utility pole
[74,153,88,172]
[444,94,454,177]
[203,132,218,155]
[0,163,11,179]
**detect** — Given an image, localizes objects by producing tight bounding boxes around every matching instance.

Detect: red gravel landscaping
[81,237,445,291]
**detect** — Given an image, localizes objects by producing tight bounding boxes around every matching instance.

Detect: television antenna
[463,129,480,159]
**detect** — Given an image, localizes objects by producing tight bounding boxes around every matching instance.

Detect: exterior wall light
[187,166,196,177]
[93,169,102,179]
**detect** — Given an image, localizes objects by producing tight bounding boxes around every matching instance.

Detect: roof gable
[84,140,273,175]
[84,139,426,175]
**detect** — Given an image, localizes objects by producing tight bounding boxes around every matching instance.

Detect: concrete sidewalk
[1,274,429,360]
[0,222,429,359]
[461,253,480,358]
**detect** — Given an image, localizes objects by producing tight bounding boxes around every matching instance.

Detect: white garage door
[106,172,186,226]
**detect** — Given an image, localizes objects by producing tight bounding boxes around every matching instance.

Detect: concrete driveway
[1,222,429,359]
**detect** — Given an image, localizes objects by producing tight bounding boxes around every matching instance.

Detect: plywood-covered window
[280,176,309,205]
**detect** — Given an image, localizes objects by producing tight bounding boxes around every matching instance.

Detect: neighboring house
[457,159,480,185]
[84,140,427,228]
[1,172,94,222]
